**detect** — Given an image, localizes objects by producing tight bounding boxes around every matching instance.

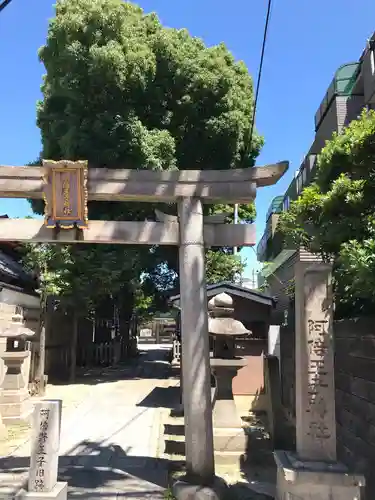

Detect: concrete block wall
[334,317,375,499]
[279,316,375,499]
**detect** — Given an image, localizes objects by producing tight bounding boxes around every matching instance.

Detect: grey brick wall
[335,317,375,499]
[279,316,375,499]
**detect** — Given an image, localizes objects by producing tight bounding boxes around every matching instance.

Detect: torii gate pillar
[178,197,214,483]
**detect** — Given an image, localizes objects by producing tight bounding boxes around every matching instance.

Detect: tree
[21,244,72,392]
[205,250,245,284]
[28,0,263,320]
[36,0,262,171]
[278,109,375,316]
[22,242,147,384]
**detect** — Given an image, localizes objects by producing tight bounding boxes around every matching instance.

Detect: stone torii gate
[0,159,287,493]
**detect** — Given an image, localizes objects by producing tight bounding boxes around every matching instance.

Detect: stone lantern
[0,308,35,424]
[209,292,250,461]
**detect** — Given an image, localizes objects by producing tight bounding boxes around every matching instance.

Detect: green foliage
[21,243,144,315]
[37,0,262,171]
[256,261,273,292]
[205,250,245,284]
[278,109,375,315]
[26,0,262,314]
[207,203,256,223]
[21,244,72,301]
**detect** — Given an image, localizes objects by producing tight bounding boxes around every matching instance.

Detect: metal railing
[314,62,361,130]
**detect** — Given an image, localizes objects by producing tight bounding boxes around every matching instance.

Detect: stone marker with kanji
[16,400,67,500]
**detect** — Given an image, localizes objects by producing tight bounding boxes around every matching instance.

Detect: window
[302,165,307,185]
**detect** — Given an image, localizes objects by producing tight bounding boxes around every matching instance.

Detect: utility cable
[237,0,274,283]
[0,0,13,14]
[247,0,273,155]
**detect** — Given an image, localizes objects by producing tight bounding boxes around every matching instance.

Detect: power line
[0,0,13,14]
[247,0,273,154]
[235,0,273,273]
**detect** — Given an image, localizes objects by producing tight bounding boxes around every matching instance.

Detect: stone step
[1,390,29,405]
[214,451,244,466]
[170,406,184,418]
[0,471,27,500]
[165,415,184,426]
[164,423,184,437]
[164,421,185,436]
[164,450,245,468]
[1,404,32,422]
[164,455,186,469]
[165,433,185,442]
[164,427,247,457]
[213,431,246,453]
[164,437,185,456]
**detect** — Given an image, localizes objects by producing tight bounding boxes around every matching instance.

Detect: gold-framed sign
[43,160,88,229]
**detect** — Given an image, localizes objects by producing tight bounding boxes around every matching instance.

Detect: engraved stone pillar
[16,399,67,499]
[177,197,215,484]
[274,262,365,500]
[295,262,336,461]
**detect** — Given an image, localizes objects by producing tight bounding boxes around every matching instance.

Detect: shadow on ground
[49,346,173,387]
[232,412,277,499]
[0,346,178,498]
[0,443,274,500]
[0,425,276,500]
[0,442,169,499]
[137,386,180,409]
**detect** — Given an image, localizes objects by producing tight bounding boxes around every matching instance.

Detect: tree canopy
[278,109,375,316]
[37,0,262,172]
[27,0,262,316]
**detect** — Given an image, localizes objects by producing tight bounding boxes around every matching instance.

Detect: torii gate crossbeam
[0,161,287,203]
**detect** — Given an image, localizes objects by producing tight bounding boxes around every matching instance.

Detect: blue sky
[1,1,375,278]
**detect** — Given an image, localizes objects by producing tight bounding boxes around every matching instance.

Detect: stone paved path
[0,344,177,499]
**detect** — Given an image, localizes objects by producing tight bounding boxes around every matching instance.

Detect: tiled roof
[169,281,275,307]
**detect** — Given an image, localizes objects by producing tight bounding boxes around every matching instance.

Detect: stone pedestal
[172,475,228,500]
[15,482,67,500]
[211,358,246,459]
[274,450,364,500]
[0,351,31,424]
[274,262,365,499]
